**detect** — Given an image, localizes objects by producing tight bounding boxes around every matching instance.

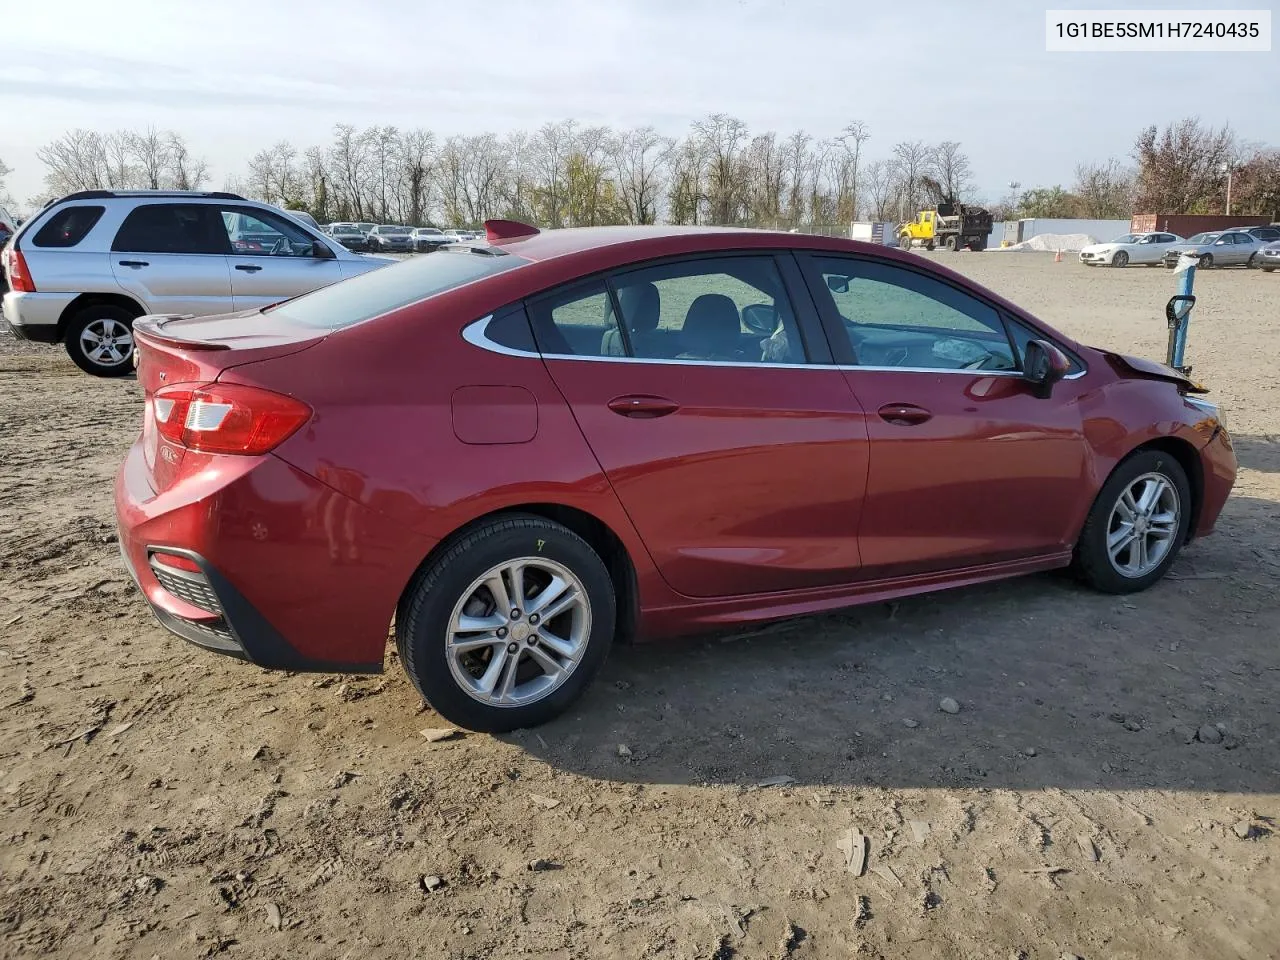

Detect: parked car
[444,229,472,242]
[356,222,377,237]
[0,204,17,247]
[367,225,414,252]
[1258,241,1280,272]
[1162,231,1267,269]
[410,227,451,252]
[280,208,320,231]
[115,220,1236,731]
[1078,232,1182,267]
[1226,225,1280,243]
[0,190,393,376]
[327,223,371,252]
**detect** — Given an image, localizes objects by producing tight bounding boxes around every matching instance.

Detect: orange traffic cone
[1054,249,1063,262]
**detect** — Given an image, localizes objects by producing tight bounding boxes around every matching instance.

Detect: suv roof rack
[52,189,248,204]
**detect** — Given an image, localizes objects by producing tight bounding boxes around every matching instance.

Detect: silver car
[1258,241,1280,273]
[1161,231,1267,269]
[0,190,392,376]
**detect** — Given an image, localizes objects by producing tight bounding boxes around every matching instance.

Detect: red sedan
[115,222,1236,730]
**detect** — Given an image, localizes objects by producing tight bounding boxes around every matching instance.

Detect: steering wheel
[961,352,995,371]
[270,238,291,256]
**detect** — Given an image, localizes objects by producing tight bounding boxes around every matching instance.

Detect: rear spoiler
[133,316,231,352]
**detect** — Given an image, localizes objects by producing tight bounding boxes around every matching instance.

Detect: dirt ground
[1,252,1277,960]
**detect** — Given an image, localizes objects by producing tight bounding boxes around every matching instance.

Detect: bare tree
[0,156,12,205]
[329,125,371,220]
[165,133,208,191]
[611,126,671,225]
[502,130,536,222]
[891,140,930,220]
[864,159,897,220]
[1072,159,1134,218]
[926,141,973,202]
[37,129,109,196]
[695,114,750,225]
[129,127,168,190]
[246,141,300,205]
[833,121,869,222]
[399,128,436,226]
[531,120,576,227]
[666,135,706,226]
[782,130,812,226]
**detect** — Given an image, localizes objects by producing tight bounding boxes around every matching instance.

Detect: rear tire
[1075,450,1191,594]
[899,236,911,250]
[945,236,958,251]
[64,305,137,377]
[396,515,616,732]
[1246,253,1257,269]
[925,240,935,251]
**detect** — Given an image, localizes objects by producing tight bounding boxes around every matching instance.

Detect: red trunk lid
[133,311,324,492]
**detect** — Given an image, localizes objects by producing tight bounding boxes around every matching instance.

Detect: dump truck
[898,201,993,251]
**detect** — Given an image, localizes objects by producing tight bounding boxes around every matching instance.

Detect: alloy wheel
[1106,472,1180,578]
[445,557,592,707]
[79,317,134,367]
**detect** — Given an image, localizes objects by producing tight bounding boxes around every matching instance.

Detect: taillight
[153,383,311,455]
[3,247,35,293]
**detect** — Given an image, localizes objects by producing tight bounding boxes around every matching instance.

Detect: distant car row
[321,222,481,253]
[1079,226,1280,270]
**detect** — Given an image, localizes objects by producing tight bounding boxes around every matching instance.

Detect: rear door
[531,253,871,599]
[800,253,1090,578]
[110,203,233,315]
[218,206,344,310]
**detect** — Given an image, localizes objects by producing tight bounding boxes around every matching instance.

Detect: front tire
[397,515,616,731]
[1198,254,1214,269]
[1075,450,1191,594]
[1112,250,1129,267]
[899,236,911,250]
[64,305,137,377]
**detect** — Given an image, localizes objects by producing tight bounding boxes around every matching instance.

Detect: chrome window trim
[461,316,1088,380]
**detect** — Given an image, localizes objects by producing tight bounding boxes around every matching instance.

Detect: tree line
[17,116,1280,228]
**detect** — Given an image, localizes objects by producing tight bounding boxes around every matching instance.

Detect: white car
[1079,232,1183,267]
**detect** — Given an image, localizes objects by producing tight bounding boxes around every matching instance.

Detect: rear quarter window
[32,205,106,248]
[268,246,528,330]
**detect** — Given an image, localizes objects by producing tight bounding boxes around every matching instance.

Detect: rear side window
[32,205,106,248]
[267,246,528,329]
[112,204,229,255]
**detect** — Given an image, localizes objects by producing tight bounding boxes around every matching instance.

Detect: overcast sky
[3,0,1276,208]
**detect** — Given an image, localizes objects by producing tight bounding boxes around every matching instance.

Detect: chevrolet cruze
[115,221,1237,730]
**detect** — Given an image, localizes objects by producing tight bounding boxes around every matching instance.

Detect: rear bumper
[2,291,72,342]
[115,441,439,673]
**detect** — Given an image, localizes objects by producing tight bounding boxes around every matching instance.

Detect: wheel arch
[57,292,147,341]
[397,502,640,645]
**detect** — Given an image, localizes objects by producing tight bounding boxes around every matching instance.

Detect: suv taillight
[3,247,35,293]
[153,383,311,456]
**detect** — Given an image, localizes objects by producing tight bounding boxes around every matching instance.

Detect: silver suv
[1,190,392,376]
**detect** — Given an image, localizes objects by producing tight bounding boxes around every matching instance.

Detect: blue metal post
[1172,262,1195,369]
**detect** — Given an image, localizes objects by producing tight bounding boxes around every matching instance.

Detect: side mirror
[311,240,336,260]
[1023,339,1071,398]
[742,303,779,335]
[826,275,850,294]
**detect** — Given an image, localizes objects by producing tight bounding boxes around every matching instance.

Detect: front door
[219,206,344,310]
[531,254,870,599]
[801,253,1090,578]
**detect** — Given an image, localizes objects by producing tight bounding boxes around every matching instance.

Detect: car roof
[492,224,893,264]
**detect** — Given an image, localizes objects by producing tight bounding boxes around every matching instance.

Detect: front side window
[221,207,319,257]
[809,256,1017,372]
[32,205,106,247]
[112,204,228,255]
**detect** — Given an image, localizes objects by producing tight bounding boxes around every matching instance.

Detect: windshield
[416,228,441,234]
[1110,235,1139,244]
[1187,233,1219,244]
[380,226,411,235]
[267,246,529,330]
[358,223,375,231]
